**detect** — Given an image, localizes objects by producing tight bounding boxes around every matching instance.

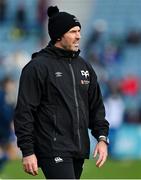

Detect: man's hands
[93,141,108,168]
[22,142,107,175]
[22,154,38,176]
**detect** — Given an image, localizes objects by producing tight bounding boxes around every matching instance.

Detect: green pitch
[0,159,141,179]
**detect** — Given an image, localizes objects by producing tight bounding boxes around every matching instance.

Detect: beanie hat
[47,6,81,43]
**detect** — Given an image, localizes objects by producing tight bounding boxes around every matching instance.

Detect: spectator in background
[0,0,7,23]
[120,74,139,96]
[3,50,30,81]
[87,53,109,82]
[102,42,122,65]
[11,2,27,39]
[37,0,47,26]
[126,30,141,45]
[104,79,125,157]
[125,108,140,124]
[36,0,48,46]
[15,2,27,31]
[2,50,30,103]
[0,77,17,171]
[87,52,109,97]
[84,19,107,59]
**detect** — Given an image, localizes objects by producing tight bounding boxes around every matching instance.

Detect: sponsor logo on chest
[80,70,90,85]
[81,70,89,78]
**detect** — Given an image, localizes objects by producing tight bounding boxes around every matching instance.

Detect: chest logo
[81,70,89,78]
[55,72,63,77]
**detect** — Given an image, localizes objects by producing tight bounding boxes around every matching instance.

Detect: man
[14,6,109,179]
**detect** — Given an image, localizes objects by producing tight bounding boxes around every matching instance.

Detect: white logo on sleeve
[54,157,63,163]
[81,70,89,78]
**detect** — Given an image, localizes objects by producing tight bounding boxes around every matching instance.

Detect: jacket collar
[46,41,80,59]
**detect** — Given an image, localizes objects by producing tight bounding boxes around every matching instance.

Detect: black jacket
[14,44,109,160]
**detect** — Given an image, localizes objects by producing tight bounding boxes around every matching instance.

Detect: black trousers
[39,157,84,179]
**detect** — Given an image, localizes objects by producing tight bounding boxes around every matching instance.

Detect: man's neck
[54,41,64,50]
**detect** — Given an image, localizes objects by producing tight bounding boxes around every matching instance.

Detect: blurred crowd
[0,0,49,54]
[1,0,141,172]
[84,20,141,157]
[0,0,50,172]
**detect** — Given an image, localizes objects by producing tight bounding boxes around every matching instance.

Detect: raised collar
[47,41,80,59]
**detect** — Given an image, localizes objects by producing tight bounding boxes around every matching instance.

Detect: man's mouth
[74,43,79,47]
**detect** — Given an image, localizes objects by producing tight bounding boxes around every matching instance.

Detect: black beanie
[47,6,81,43]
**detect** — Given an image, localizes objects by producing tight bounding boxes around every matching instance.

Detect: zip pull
[69,58,72,64]
[72,53,75,58]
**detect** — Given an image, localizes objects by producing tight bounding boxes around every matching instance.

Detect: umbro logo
[54,157,63,163]
[55,72,63,77]
[81,70,89,78]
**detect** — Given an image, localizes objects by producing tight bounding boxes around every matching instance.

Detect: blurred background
[0,0,141,179]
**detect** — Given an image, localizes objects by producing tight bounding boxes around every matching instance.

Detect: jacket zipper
[69,59,81,150]
[53,114,57,141]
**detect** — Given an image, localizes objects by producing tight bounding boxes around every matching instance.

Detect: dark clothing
[0,90,14,145]
[14,43,109,160]
[40,157,84,179]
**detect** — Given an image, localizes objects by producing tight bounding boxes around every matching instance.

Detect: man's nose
[76,32,81,39]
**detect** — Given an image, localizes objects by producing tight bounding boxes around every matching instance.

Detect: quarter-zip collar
[32,41,80,59]
[47,41,80,59]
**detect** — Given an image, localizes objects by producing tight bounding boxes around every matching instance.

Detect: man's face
[58,26,81,52]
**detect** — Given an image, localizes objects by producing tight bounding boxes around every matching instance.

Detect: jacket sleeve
[88,64,109,141]
[14,61,46,157]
